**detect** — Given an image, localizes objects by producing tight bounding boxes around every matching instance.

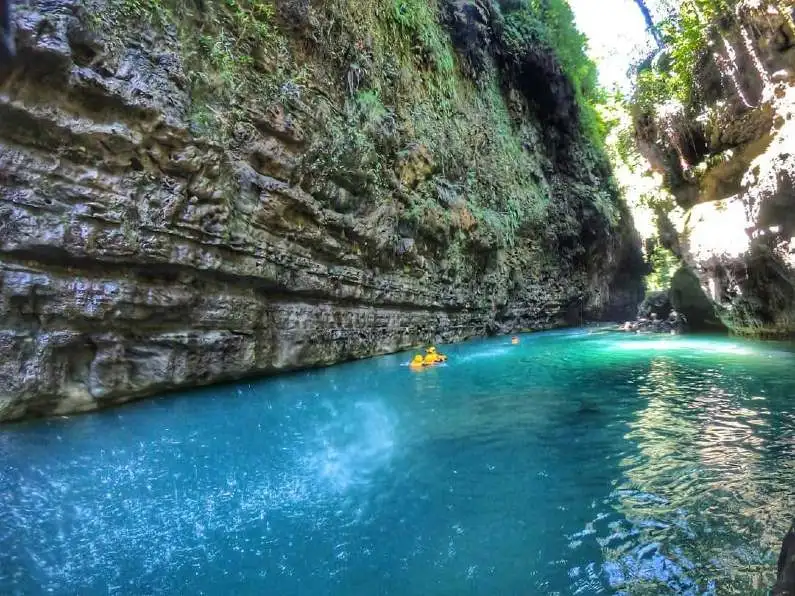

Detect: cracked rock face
[0,0,642,421]
[634,4,795,337]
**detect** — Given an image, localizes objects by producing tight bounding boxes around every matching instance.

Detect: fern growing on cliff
[501,0,609,146]
[391,0,454,74]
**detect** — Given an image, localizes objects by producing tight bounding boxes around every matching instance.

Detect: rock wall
[0,0,643,421]
[634,1,795,337]
[775,521,795,596]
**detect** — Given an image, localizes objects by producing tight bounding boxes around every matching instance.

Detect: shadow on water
[1,329,794,594]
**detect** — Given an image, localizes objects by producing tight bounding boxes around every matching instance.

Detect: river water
[2,328,794,594]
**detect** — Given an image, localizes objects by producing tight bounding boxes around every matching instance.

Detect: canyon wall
[0,0,643,421]
[634,0,795,336]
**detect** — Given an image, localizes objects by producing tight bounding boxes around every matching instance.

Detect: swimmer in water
[409,355,425,369]
[426,346,447,363]
[408,347,448,369]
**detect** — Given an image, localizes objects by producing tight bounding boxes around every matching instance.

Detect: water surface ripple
[2,329,795,594]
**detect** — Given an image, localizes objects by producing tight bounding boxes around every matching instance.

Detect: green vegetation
[100,0,622,255]
[99,0,296,136]
[323,0,458,103]
[601,86,684,295]
[645,244,680,291]
[390,0,456,76]
[502,0,598,99]
[501,0,610,145]
[302,0,620,248]
[634,0,736,111]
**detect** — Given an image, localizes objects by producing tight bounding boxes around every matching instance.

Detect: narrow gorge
[2,1,795,593]
[0,0,643,421]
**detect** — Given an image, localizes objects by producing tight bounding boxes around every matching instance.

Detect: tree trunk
[633,0,664,48]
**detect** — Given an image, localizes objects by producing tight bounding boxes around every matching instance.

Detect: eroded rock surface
[634,2,795,337]
[0,0,643,420]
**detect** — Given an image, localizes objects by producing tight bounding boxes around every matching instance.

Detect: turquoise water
[2,328,795,595]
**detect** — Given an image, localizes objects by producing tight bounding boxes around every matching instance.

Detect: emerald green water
[2,328,795,594]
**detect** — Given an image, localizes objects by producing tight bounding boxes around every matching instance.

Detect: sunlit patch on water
[613,338,754,355]
[454,346,514,362]
[1,330,794,594]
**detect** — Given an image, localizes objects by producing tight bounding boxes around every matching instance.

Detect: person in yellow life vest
[511,336,520,345]
[410,354,425,369]
[423,352,437,366]
[425,346,447,363]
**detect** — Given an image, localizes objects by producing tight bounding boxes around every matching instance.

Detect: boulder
[669,267,726,332]
[775,522,795,596]
[637,290,672,320]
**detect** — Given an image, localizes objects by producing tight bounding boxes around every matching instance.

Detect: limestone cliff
[633,0,795,336]
[0,0,643,421]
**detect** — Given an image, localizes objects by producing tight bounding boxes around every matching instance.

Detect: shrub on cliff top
[499,0,609,145]
[504,0,598,100]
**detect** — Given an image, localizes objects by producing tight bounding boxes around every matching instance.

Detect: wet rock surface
[669,267,726,332]
[619,312,687,335]
[634,3,795,337]
[775,522,795,596]
[619,292,688,335]
[0,0,642,421]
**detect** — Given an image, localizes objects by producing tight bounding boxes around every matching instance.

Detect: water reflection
[610,351,795,593]
[1,330,794,595]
